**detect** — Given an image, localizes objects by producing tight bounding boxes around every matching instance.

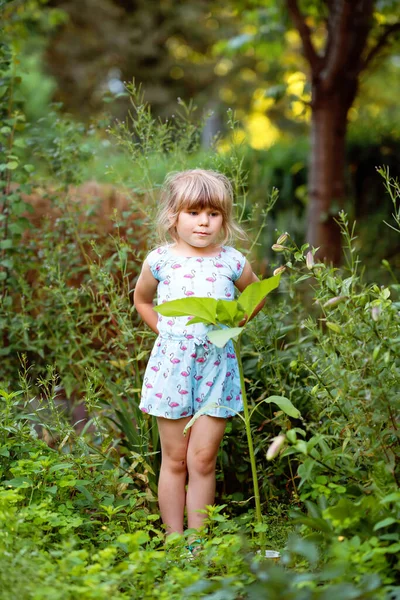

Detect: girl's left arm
[235,259,266,323]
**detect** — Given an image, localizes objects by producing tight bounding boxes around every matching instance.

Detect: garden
[1,1,399,599]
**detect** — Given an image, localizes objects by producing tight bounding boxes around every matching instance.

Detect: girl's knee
[188,448,217,477]
[162,455,187,475]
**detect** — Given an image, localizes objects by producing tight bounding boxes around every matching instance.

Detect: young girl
[134,169,264,535]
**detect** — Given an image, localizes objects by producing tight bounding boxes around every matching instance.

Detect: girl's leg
[157,416,191,534]
[186,415,226,530]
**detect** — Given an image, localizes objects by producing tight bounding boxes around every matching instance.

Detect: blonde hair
[157,169,246,245]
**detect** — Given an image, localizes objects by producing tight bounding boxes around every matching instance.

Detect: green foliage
[155,275,280,330]
[1,20,400,595]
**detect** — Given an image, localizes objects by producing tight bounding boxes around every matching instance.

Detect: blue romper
[139,245,246,419]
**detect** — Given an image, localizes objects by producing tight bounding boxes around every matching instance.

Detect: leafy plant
[154,275,301,544]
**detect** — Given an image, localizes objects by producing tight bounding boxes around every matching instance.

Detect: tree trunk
[286,0,377,264]
[307,89,353,264]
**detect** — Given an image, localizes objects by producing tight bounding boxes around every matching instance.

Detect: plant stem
[234,338,264,545]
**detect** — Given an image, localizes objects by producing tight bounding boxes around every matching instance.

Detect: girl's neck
[169,241,223,258]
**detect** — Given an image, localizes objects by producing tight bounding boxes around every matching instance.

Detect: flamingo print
[195,393,205,403]
[170,353,180,364]
[214,262,224,268]
[194,374,203,381]
[167,319,174,326]
[206,380,214,387]
[144,378,153,389]
[177,385,189,395]
[226,394,232,401]
[224,287,232,298]
[184,270,195,279]
[163,275,171,285]
[180,410,190,416]
[155,392,163,399]
[151,362,161,372]
[205,273,217,283]
[171,263,182,269]
[179,341,188,351]
[168,397,180,408]
[196,356,206,363]
[182,286,194,296]
[180,367,191,377]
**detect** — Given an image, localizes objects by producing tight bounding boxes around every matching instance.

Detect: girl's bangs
[175,178,229,215]
[180,194,227,213]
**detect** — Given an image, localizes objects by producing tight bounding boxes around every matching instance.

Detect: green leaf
[13,138,26,148]
[216,299,244,326]
[238,275,280,318]
[186,316,211,325]
[3,477,33,488]
[261,395,301,419]
[381,492,400,504]
[49,463,74,472]
[0,239,13,250]
[154,297,217,323]
[326,322,342,334]
[6,161,18,170]
[373,517,397,531]
[0,258,13,269]
[183,402,220,434]
[208,327,243,348]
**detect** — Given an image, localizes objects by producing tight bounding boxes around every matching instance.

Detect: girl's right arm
[133,259,160,334]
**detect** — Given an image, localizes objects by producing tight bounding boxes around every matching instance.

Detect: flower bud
[323,296,346,309]
[276,232,289,245]
[306,251,314,269]
[371,305,381,322]
[273,266,287,276]
[272,244,287,252]
[266,434,286,460]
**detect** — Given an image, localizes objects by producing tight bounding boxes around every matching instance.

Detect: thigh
[187,415,226,462]
[157,416,191,462]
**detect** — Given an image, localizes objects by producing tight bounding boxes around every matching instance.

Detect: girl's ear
[168,212,176,226]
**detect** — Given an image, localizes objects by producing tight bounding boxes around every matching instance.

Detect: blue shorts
[139,335,243,419]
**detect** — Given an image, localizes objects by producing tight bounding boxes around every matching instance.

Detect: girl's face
[173,207,224,253]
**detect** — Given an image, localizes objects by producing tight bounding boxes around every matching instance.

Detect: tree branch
[286,0,320,72]
[321,0,354,90]
[363,22,400,71]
